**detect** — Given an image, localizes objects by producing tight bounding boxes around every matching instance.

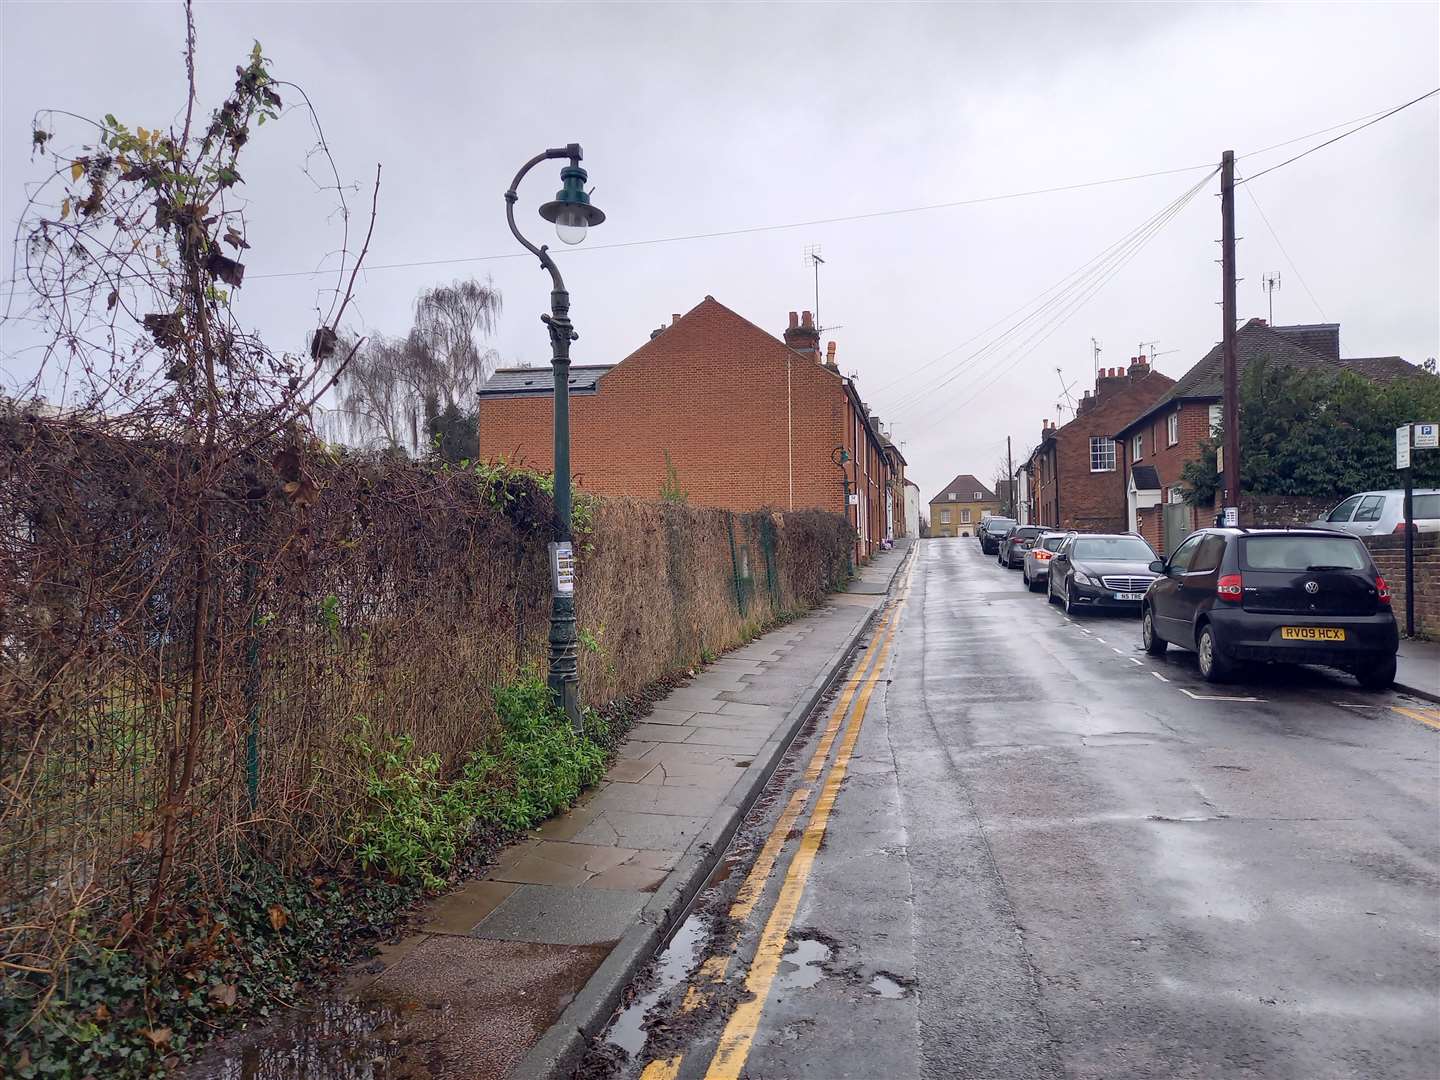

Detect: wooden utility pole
[1220,150,1241,525]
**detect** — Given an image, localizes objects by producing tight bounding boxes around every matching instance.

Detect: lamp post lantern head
[540,164,606,246]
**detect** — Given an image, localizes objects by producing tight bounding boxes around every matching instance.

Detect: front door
[1162,501,1193,556]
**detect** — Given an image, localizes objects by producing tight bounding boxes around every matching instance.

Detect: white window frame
[961,508,972,524]
[1170,485,1186,504]
[947,491,955,501]
[973,491,982,500]
[1166,411,1180,446]
[1131,433,1143,462]
[940,509,951,524]
[1089,436,1117,473]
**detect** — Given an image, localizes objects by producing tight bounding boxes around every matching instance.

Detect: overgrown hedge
[0,417,853,1075]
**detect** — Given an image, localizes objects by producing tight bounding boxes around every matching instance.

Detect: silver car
[1022,530,1072,592]
[1310,489,1440,537]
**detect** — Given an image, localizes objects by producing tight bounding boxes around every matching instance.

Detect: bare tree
[326,278,500,453]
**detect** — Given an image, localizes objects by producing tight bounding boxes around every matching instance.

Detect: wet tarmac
[591,537,1440,1080]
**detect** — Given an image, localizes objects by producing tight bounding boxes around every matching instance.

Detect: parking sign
[1414,422,1439,450]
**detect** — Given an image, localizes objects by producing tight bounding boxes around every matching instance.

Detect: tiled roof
[476,365,613,398]
[1114,320,1426,435]
[929,473,997,505]
[1131,464,1162,491]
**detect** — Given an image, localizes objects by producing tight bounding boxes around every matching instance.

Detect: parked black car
[1047,533,1160,615]
[978,517,1017,555]
[999,525,1047,568]
[1141,527,1398,688]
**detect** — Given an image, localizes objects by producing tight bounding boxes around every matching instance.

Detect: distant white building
[903,480,921,539]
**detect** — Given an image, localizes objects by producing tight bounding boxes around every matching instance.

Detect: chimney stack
[783,308,821,359]
[1127,354,1151,378]
[825,341,838,370]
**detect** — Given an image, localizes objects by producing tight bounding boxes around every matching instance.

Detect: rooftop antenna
[1055,367,1078,419]
[803,245,826,333]
[1263,271,1281,324]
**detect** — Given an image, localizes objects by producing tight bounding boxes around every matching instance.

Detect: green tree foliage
[660,449,689,503]
[1183,361,1440,504]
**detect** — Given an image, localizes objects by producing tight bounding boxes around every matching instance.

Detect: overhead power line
[1240,179,1328,321]
[1238,87,1439,185]
[884,170,1216,422]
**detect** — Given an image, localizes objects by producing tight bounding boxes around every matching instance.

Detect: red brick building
[475,297,903,561]
[1114,320,1419,553]
[1026,358,1176,533]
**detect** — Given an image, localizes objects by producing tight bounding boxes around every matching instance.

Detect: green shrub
[345,672,607,888]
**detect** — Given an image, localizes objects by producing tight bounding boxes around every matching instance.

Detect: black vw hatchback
[1141,527,1398,688]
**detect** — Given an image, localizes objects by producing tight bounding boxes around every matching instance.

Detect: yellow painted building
[928,473,1002,538]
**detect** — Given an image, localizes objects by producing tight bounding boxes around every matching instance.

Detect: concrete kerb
[511,545,913,1079]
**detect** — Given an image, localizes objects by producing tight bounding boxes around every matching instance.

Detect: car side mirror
[1148,560,1166,574]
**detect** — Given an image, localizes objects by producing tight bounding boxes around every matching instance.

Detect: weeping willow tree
[325,278,501,456]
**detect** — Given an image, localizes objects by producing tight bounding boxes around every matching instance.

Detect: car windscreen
[1242,535,1368,571]
[1040,535,1067,551]
[1071,537,1155,561]
[985,519,1015,531]
[1414,494,1440,520]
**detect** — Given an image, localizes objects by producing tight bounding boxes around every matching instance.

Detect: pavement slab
[199,542,910,1080]
[472,883,649,945]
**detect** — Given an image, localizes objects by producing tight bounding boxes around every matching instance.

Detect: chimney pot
[672,314,681,324]
[789,311,799,329]
[801,311,814,329]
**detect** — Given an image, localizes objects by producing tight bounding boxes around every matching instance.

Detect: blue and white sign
[1414,422,1439,450]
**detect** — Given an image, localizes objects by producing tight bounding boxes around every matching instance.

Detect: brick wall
[1030,362,1176,532]
[1364,533,1440,639]
[477,298,891,559]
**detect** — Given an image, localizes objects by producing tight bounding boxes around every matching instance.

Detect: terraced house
[928,475,1000,538]
[476,298,904,562]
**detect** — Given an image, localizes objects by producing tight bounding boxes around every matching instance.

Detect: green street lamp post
[505,144,606,731]
[831,446,854,573]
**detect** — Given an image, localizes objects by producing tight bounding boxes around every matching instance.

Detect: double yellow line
[1392,704,1440,732]
[642,557,914,1080]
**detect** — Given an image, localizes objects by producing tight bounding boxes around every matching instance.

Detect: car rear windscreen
[1041,536,1067,551]
[1014,527,1043,539]
[1072,537,1155,561]
[1242,535,1368,571]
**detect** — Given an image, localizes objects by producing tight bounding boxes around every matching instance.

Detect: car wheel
[1355,655,1397,692]
[1021,569,1030,588]
[1029,575,1044,593]
[1142,607,1167,655]
[1062,579,1076,616]
[1196,625,1232,683]
[1046,576,1059,605]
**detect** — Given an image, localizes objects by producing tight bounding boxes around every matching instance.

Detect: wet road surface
[588,537,1440,1080]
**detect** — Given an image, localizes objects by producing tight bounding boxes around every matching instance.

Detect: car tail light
[1376,576,1391,605]
[1393,522,1415,536]
[1035,551,1053,561]
[1216,574,1243,602]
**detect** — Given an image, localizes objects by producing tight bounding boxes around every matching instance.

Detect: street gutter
[511,544,914,1079]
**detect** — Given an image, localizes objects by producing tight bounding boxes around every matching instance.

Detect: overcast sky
[2,1,1436,505]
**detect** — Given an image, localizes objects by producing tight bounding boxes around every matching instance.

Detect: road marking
[1335,702,1381,709]
[642,558,913,1079]
[1081,628,1092,635]
[1096,637,1108,644]
[1178,687,1266,702]
[1111,647,1124,655]
[700,604,904,1079]
[1129,658,1144,666]
[1151,672,1170,683]
[1392,705,1440,732]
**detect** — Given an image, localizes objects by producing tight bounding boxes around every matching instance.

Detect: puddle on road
[199,998,448,1080]
[868,974,906,999]
[605,912,710,1059]
[774,938,831,991]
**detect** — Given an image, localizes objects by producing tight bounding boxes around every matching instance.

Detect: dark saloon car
[1047,533,1160,615]
[999,525,1048,568]
[978,517,1017,555]
[1141,528,1398,688]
